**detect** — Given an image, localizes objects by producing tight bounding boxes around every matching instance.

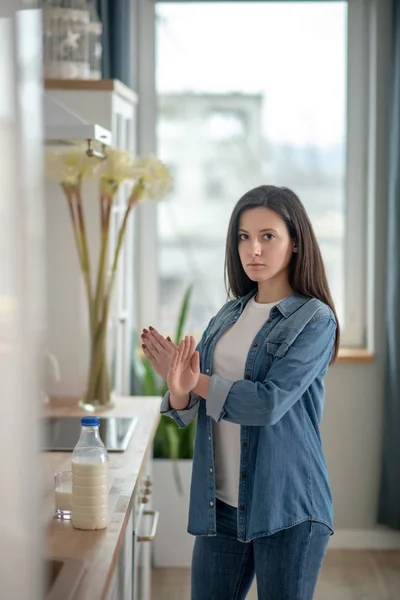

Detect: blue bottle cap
[81,416,100,427]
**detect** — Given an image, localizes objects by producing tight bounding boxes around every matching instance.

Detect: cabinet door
[121,510,134,599]
[105,570,118,600]
[105,510,134,600]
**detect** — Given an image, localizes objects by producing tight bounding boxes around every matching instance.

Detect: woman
[142,185,339,600]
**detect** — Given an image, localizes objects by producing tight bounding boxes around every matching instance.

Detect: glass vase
[79,332,115,412]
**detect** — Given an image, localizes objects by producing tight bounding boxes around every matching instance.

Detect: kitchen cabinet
[43,397,160,600]
[44,79,138,399]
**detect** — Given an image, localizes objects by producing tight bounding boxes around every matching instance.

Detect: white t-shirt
[212,295,281,507]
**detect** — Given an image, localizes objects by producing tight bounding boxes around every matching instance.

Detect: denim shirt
[160,292,337,542]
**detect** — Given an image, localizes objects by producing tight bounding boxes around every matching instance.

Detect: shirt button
[209,467,213,473]
[208,436,211,441]
[239,505,245,511]
[243,442,248,448]
[206,368,210,373]
[245,375,251,380]
[210,501,214,507]
[253,343,258,348]
[242,473,247,479]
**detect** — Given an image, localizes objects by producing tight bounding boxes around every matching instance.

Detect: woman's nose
[252,240,262,256]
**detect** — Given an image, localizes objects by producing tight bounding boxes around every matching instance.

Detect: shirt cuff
[206,374,234,422]
[160,390,200,428]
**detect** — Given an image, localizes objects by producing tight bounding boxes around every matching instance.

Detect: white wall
[324,362,385,531]
[0,3,45,599]
[46,178,92,397]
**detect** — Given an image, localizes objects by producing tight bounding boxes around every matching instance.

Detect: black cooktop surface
[43,416,138,452]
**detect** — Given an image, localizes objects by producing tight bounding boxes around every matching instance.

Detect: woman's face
[237,207,296,285]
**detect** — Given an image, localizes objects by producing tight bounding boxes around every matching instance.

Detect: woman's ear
[292,240,298,253]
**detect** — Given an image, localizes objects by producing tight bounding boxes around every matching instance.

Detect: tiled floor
[151,550,400,599]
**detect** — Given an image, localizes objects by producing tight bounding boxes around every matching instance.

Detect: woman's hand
[141,326,177,381]
[167,336,200,398]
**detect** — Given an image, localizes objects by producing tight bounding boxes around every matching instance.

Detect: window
[203,161,228,198]
[205,109,248,141]
[136,0,383,348]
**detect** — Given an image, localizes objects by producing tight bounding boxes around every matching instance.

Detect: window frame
[134,0,390,350]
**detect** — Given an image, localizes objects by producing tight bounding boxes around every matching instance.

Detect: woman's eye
[239,233,248,240]
[264,233,274,240]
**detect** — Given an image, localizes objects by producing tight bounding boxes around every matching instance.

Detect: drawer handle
[137,510,160,542]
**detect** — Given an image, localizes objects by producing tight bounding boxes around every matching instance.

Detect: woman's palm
[167,336,200,397]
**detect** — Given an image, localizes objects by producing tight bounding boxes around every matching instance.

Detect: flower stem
[62,185,85,269]
[75,186,95,337]
[93,190,112,333]
[105,180,145,301]
[92,341,111,404]
[85,181,144,402]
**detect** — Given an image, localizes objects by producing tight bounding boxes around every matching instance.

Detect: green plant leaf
[142,358,163,396]
[130,332,146,395]
[153,418,172,458]
[174,284,194,346]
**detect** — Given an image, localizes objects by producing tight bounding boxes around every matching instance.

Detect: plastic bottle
[71,416,109,530]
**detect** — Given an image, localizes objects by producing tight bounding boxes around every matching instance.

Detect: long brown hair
[224,185,340,362]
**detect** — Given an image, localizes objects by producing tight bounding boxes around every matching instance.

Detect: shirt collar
[238,290,310,318]
[275,293,310,317]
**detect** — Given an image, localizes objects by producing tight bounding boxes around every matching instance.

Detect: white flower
[96,148,138,195]
[45,145,99,186]
[130,155,173,201]
[45,146,173,203]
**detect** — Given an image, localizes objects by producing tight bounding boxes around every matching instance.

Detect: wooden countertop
[42,396,161,600]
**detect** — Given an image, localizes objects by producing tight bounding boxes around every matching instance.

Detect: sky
[156,2,347,147]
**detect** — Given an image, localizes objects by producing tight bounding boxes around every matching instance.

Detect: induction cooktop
[43,416,138,452]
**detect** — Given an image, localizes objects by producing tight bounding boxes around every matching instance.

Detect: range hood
[43,93,112,147]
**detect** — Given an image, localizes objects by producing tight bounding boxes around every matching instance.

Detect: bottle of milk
[71,416,109,531]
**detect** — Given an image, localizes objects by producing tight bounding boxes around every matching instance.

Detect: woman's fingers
[182,336,196,365]
[189,336,196,357]
[191,350,200,373]
[144,328,195,379]
[166,336,178,349]
[142,330,167,355]
[173,339,184,367]
[181,336,190,362]
[174,335,196,366]
[143,326,178,351]
[142,344,156,362]
[148,326,169,350]
[142,332,162,354]
[168,346,180,377]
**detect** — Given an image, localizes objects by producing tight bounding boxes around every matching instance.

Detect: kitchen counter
[41,396,161,600]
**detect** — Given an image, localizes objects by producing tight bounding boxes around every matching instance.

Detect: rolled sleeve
[160,390,201,428]
[205,374,234,422]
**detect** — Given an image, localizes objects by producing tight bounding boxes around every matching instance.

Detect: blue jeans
[191,499,330,600]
